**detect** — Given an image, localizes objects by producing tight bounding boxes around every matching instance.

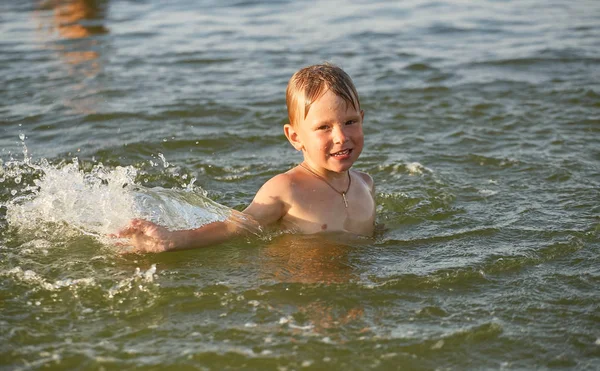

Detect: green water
[1,0,599,369]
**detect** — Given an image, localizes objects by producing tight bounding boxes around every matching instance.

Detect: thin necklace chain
[299,162,351,208]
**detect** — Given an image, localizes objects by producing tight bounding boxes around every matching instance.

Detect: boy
[116,63,376,252]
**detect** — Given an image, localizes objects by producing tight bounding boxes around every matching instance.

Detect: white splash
[406,162,432,175]
[157,153,169,168]
[1,139,230,247]
[4,266,96,291]
[107,264,158,298]
[4,157,138,236]
[384,161,433,176]
[478,189,498,197]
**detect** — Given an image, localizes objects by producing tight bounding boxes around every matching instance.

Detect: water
[1,0,599,369]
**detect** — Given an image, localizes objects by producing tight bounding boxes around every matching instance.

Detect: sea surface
[1,0,599,370]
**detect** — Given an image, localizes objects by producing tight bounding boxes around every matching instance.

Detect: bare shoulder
[243,172,296,228]
[352,170,374,193]
[250,171,299,211]
[254,172,295,200]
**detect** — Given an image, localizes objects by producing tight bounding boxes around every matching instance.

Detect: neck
[300,161,352,208]
[300,161,351,191]
[301,161,349,181]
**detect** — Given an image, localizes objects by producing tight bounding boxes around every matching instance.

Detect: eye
[317,125,329,131]
[345,120,356,125]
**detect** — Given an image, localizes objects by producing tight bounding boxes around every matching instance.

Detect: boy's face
[285,89,364,174]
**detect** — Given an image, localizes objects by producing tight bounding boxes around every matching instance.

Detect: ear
[284,123,304,151]
[360,109,365,121]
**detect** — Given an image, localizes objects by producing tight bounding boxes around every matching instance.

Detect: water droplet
[19,133,25,141]
[157,153,169,168]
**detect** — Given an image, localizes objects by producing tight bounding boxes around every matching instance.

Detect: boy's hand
[114,219,175,253]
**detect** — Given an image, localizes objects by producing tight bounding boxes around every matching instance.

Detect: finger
[116,219,151,238]
[130,219,157,232]
[114,220,136,238]
[116,226,136,238]
[130,218,145,227]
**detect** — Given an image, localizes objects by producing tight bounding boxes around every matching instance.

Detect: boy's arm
[242,173,291,227]
[117,217,244,253]
[117,174,291,253]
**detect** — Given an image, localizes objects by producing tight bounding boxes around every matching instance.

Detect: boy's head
[284,63,365,174]
[286,63,360,128]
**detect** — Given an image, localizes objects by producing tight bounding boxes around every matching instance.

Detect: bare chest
[282,182,375,236]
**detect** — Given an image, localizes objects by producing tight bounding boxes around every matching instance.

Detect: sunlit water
[1,0,599,369]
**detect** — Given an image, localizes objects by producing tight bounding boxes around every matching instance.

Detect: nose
[332,125,349,144]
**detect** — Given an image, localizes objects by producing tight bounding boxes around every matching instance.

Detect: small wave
[2,266,96,291]
[424,322,503,348]
[370,268,489,291]
[415,305,449,318]
[427,24,472,35]
[376,162,433,177]
[406,162,430,175]
[478,189,498,197]
[445,153,520,168]
[390,322,504,356]
[372,231,586,290]
[176,57,237,66]
[376,185,458,225]
[403,63,437,72]
[378,226,501,248]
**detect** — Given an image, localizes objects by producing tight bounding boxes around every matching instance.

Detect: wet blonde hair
[286,63,360,127]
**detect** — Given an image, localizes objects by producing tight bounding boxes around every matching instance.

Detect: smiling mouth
[330,149,351,157]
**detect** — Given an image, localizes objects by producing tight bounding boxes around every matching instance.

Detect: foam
[3,266,96,291]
